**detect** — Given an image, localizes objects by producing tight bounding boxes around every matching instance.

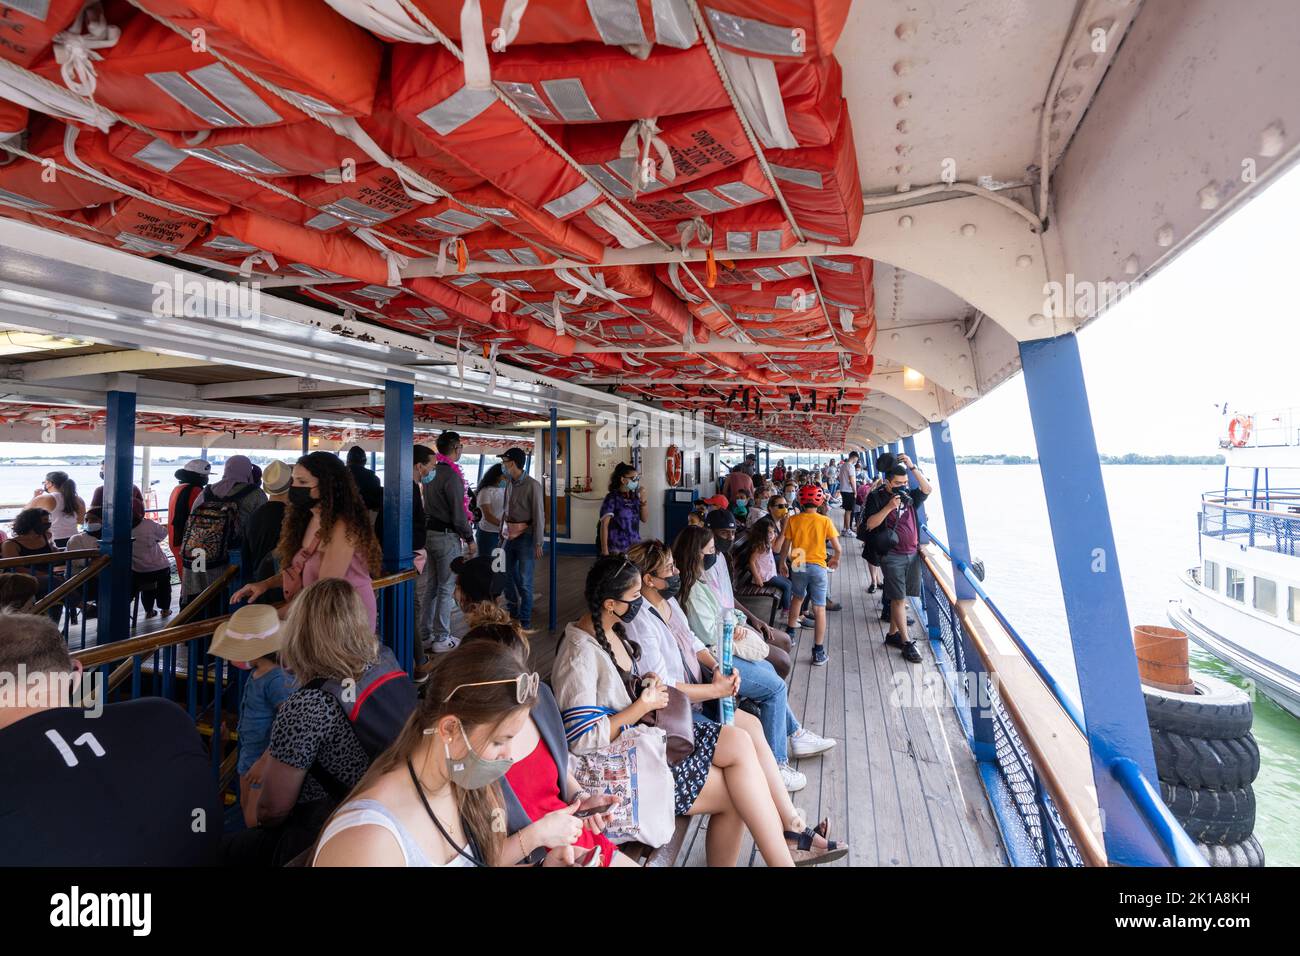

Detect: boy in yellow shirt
[781,485,841,666]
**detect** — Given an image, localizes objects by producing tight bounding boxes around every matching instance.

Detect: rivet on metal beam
[1260,121,1286,158]
[1016,254,1033,268]
[960,223,977,236]
[893,92,912,108]
[1029,313,1046,327]
[1198,183,1221,210]
[1155,225,1174,248]
[898,215,914,229]
[1123,255,1140,275]
[895,22,916,41]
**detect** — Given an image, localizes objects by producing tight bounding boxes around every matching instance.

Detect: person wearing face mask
[231,452,381,632]
[599,462,648,556]
[721,462,754,506]
[702,509,795,678]
[861,455,932,664]
[167,458,210,582]
[2,507,59,593]
[182,455,266,605]
[26,471,85,549]
[671,528,835,795]
[421,432,477,654]
[551,556,799,867]
[226,579,416,866]
[624,541,848,864]
[241,460,292,604]
[313,638,583,867]
[498,447,545,632]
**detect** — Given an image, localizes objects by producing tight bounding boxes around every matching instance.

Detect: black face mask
[702,553,719,571]
[288,486,317,510]
[616,596,643,624]
[713,533,734,554]
[657,574,682,598]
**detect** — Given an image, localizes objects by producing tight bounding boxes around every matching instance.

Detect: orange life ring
[665,445,682,486]
[1229,415,1253,447]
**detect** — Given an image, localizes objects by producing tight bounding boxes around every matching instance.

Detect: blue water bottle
[720,616,735,725]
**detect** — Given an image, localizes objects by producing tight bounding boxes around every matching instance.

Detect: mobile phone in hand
[574,795,618,818]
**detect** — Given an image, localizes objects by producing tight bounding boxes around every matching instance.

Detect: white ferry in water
[1170,409,1300,719]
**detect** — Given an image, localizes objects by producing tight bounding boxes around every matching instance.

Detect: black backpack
[857,491,900,563]
[305,645,417,799]
[180,484,255,569]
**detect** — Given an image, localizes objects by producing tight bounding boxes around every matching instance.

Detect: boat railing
[69,568,420,788]
[918,527,1206,867]
[1228,408,1300,448]
[1199,496,1300,556]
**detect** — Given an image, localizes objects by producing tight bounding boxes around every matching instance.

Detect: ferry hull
[1169,569,1300,720]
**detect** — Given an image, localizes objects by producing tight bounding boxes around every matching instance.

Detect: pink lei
[436,452,474,527]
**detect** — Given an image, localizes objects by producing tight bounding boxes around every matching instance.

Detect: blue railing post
[927,422,994,756]
[301,418,310,456]
[381,380,414,671]
[548,405,558,633]
[100,389,136,646]
[1020,333,1164,866]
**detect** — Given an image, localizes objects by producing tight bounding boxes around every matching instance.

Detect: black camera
[892,488,911,505]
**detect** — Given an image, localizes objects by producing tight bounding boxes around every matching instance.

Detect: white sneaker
[779,763,807,792]
[789,727,836,758]
[430,635,461,654]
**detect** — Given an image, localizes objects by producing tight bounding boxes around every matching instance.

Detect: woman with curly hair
[232,452,382,630]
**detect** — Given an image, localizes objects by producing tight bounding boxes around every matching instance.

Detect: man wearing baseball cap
[498,447,545,632]
[167,458,211,581]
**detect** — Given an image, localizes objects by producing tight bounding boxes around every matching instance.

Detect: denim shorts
[791,562,829,607]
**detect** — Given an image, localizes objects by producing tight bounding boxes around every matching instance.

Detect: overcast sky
[915,161,1300,458]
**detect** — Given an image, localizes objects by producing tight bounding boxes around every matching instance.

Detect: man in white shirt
[836,452,859,533]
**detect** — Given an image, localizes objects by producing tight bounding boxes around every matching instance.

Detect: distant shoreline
[919,455,1226,466]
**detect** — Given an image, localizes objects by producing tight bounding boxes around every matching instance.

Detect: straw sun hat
[209,604,283,662]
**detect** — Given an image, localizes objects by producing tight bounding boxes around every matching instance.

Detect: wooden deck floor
[673,538,1007,867]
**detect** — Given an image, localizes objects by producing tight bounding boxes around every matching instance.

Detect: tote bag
[572,725,675,848]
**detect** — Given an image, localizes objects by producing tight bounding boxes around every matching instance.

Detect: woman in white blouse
[625,540,847,866]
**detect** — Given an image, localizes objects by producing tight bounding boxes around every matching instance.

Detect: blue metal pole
[381,381,414,670]
[928,423,976,603]
[370,449,377,472]
[548,406,558,633]
[901,433,929,539]
[477,452,485,483]
[301,418,310,456]
[100,390,136,645]
[199,446,208,462]
[1020,333,1163,866]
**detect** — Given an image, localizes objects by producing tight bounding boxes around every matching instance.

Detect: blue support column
[548,406,558,633]
[301,418,310,456]
[1020,333,1163,866]
[100,390,136,645]
[927,420,993,757]
[476,452,485,483]
[381,381,415,671]
[901,433,929,538]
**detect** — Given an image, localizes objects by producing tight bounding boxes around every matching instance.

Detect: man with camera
[860,454,931,663]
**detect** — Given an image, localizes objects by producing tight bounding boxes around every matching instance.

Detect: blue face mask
[626,479,639,492]
[420,470,436,484]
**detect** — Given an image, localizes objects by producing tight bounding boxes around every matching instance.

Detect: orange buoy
[1228,414,1253,447]
[1134,625,1195,694]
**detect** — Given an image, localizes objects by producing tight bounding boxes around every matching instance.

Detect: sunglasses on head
[443,672,540,706]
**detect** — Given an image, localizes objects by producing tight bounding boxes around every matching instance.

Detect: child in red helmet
[781,485,841,666]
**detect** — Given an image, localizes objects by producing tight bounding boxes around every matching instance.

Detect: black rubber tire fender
[1143,675,1253,739]
[1151,730,1261,790]
[1195,833,1265,867]
[1160,782,1256,845]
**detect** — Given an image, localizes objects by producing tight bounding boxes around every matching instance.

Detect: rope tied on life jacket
[238,250,279,278]
[618,118,676,196]
[555,266,630,305]
[351,227,409,286]
[433,236,469,277]
[52,4,121,99]
[550,293,566,336]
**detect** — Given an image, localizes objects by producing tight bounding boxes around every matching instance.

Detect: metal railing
[71,568,420,788]
[1200,497,1300,556]
[918,527,1206,867]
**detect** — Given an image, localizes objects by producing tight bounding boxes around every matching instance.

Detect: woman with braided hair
[551,555,798,867]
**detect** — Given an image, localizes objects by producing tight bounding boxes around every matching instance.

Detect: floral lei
[436,452,474,527]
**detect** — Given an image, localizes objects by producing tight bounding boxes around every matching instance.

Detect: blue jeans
[764,574,793,610]
[792,562,829,607]
[423,531,462,644]
[732,656,799,765]
[504,531,536,627]
[476,529,500,561]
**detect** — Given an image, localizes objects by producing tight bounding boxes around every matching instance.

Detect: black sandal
[784,820,849,866]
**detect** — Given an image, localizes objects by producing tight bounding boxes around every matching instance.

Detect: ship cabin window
[1290,588,1300,626]
[1226,567,1246,603]
[1254,577,1277,616]
[1203,560,1220,591]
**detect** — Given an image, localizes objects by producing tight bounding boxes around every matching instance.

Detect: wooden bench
[619,817,692,867]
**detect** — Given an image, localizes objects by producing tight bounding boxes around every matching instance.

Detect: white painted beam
[3,350,210,382]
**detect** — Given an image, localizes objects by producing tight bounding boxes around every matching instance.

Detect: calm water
[924,464,1300,866]
[0,464,167,518]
